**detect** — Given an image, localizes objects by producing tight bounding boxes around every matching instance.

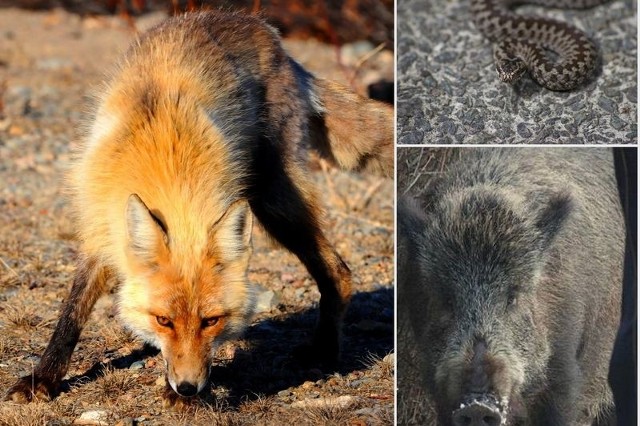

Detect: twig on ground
[349,42,386,88]
[0,256,19,278]
[352,179,384,212]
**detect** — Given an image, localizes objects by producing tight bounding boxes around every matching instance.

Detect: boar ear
[533,191,573,250]
[211,200,253,263]
[398,195,427,282]
[126,194,168,262]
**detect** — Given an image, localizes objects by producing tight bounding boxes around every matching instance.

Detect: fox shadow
[60,287,393,407]
[207,287,394,406]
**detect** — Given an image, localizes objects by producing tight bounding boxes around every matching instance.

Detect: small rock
[300,380,315,390]
[129,361,144,370]
[598,97,617,114]
[280,272,294,282]
[254,288,278,314]
[354,407,378,417]
[290,395,357,409]
[610,116,627,131]
[516,122,532,139]
[349,378,373,388]
[278,389,293,398]
[74,410,109,426]
[341,41,376,64]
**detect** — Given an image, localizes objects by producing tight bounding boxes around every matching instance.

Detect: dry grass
[2,303,51,330]
[294,399,361,425]
[0,402,62,426]
[363,352,394,379]
[397,147,459,197]
[94,366,139,398]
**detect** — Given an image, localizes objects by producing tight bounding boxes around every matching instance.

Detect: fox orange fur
[6,10,392,404]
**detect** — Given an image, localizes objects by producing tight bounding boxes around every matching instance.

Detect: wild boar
[398,148,623,426]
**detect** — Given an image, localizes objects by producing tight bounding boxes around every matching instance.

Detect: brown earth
[0,8,394,425]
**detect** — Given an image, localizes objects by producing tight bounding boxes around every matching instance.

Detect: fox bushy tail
[309,79,393,178]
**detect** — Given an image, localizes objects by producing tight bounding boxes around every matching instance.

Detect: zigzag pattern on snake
[470,0,607,91]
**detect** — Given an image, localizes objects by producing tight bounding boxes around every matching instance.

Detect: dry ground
[0,8,394,425]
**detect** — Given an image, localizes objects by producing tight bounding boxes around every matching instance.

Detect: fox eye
[201,317,220,328]
[156,316,173,328]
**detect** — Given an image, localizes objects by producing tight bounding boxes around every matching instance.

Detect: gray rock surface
[398,0,637,144]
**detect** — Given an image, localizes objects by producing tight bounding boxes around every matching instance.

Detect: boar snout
[452,394,506,426]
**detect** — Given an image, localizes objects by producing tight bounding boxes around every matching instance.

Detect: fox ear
[126,194,168,263]
[211,200,253,263]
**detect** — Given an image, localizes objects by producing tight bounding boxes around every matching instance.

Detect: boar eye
[201,317,220,328]
[507,292,518,308]
[156,316,173,328]
[444,296,454,309]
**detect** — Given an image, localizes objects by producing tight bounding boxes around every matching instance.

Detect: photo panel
[397,0,637,144]
[396,147,636,425]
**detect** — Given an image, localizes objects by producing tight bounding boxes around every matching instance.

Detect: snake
[470,0,607,91]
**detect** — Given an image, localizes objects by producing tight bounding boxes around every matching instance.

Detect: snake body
[470,0,606,91]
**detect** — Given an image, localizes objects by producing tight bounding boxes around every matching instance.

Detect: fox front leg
[5,257,109,402]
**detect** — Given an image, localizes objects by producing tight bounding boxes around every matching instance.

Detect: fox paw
[5,375,57,403]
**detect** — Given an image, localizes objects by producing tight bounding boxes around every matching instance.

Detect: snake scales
[470,0,607,91]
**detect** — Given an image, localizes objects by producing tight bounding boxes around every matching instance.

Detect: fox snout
[164,355,209,397]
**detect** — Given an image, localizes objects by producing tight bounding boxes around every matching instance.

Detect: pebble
[129,361,144,370]
[277,389,293,398]
[610,115,627,131]
[341,41,376,65]
[354,407,379,417]
[290,395,357,409]
[300,380,315,390]
[516,122,533,139]
[349,378,373,388]
[74,410,109,426]
[254,287,278,314]
[383,353,395,365]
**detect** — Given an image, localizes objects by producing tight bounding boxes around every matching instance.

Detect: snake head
[495,57,527,84]
[493,43,527,84]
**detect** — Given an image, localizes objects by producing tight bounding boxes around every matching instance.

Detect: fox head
[117,194,255,397]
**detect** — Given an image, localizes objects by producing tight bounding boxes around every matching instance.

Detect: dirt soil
[0,8,394,426]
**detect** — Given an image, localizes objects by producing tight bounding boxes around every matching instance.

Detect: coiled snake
[470,0,607,91]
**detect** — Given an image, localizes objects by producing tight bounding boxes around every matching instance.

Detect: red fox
[5,11,392,404]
